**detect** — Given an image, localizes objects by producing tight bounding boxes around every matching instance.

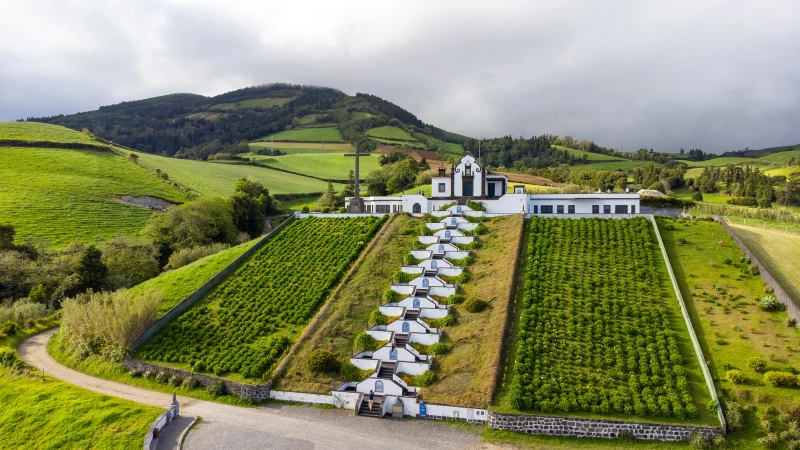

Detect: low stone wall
[717,217,800,324]
[488,411,720,441]
[124,357,270,401]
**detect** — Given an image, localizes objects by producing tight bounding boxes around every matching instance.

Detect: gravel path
[19,330,483,449]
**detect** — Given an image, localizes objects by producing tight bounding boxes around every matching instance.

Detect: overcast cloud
[1,0,798,153]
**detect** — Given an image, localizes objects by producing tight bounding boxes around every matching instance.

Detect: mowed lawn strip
[272,214,417,393]
[0,367,161,450]
[728,223,800,304]
[129,239,261,315]
[423,214,524,407]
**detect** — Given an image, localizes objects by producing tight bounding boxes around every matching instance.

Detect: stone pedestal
[347,197,365,214]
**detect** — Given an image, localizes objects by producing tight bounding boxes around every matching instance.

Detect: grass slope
[759,149,800,165]
[132,151,339,196]
[210,97,294,110]
[261,128,344,142]
[658,218,800,446]
[129,239,260,315]
[423,215,523,407]
[683,157,759,168]
[0,122,97,144]
[729,223,800,303]
[0,147,186,247]
[417,134,465,158]
[254,153,380,181]
[273,215,415,393]
[0,367,161,450]
[553,145,622,161]
[366,126,418,141]
[570,160,657,172]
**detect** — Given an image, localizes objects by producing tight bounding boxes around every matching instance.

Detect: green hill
[260,127,344,142]
[553,145,622,161]
[366,125,418,141]
[0,122,97,145]
[251,153,380,181]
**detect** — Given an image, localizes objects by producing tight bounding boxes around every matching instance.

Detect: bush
[370,310,388,326]
[300,205,310,213]
[340,363,366,382]
[789,318,798,328]
[688,432,709,449]
[446,294,465,304]
[692,191,704,201]
[168,375,182,386]
[723,258,732,265]
[427,314,455,328]
[765,285,775,294]
[676,237,686,245]
[339,207,347,213]
[207,381,226,396]
[306,349,339,374]
[725,370,746,384]
[760,295,784,311]
[764,371,798,387]
[746,264,760,276]
[747,356,768,373]
[726,197,759,207]
[155,371,169,383]
[166,243,230,270]
[725,402,745,431]
[463,298,488,313]
[354,332,378,352]
[0,320,18,338]
[706,399,719,412]
[321,206,331,213]
[0,299,51,327]
[182,377,199,390]
[428,343,449,355]
[739,255,751,264]
[143,370,155,380]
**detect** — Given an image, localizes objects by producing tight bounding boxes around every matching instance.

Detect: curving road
[18,330,483,449]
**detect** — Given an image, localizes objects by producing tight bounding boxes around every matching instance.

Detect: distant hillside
[721,143,800,159]
[25,83,467,160]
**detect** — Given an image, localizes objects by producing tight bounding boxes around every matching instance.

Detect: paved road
[19,330,483,449]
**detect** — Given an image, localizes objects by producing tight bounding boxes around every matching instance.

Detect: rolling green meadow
[260,127,344,142]
[570,160,657,172]
[249,141,353,154]
[366,125,418,141]
[553,145,623,161]
[254,153,379,181]
[0,122,98,144]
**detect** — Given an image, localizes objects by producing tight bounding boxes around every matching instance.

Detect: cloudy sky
[1,0,798,153]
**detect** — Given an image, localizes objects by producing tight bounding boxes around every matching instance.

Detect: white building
[346,154,640,216]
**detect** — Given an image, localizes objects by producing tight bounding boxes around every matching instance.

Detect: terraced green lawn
[132,151,339,196]
[0,121,97,144]
[366,126,418,141]
[0,146,186,247]
[260,128,344,142]
[130,239,260,315]
[254,153,380,181]
[0,366,161,449]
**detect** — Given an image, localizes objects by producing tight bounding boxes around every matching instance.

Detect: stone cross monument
[347,142,366,213]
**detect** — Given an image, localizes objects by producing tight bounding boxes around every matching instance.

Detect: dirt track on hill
[18,329,482,449]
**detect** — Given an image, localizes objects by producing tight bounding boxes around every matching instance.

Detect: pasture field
[186,111,225,121]
[765,166,800,178]
[132,151,338,196]
[685,167,704,179]
[0,146,186,247]
[423,215,524,407]
[366,126,418,141]
[295,114,325,125]
[370,137,426,149]
[569,160,656,172]
[0,366,162,450]
[254,153,379,181]
[417,134,465,158]
[728,223,800,303]
[273,215,417,393]
[136,217,386,382]
[260,127,344,142]
[350,111,374,120]
[682,157,758,168]
[658,218,800,445]
[129,239,260,315]
[552,145,622,161]
[672,187,732,205]
[249,141,353,155]
[496,217,714,426]
[210,97,295,110]
[0,121,97,144]
[758,149,800,166]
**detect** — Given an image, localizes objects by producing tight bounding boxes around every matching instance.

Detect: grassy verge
[482,428,689,449]
[0,365,161,449]
[272,214,418,392]
[47,332,257,407]
[657,217,800,447]
[421,215,523,407]
[0,315,60,351]
[727,223,800,303]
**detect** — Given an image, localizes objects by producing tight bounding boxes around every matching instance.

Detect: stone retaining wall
[124,357,270,401]
[488,411,720,441]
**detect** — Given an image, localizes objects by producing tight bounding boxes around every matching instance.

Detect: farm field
[132,150,338,196]
[495,217,715,426]
[570,160,657,172]
[136,217,386,382]
[129,239,260,315]
[0,365,161,449]
[553,145,622,161]
[249,141,353,154]
[682,157,759,168]
[210,97,294,110]
[658,218,800,447]
[0,121,97,144]
[765,166,800,178]
[366,125,418,141]
[672,188,732,205]
[0,146,186,247]
[370,137,426,149]
[423,215,524,407]
[273,215,417,393]
[253,153,379,181]
[417,134,465,158]
[728,223,800,304]
[260,127,344,142]
[758,149,800,166]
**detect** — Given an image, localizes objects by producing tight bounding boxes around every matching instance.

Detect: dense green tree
[318,181,335,207]
[230,177,272,238]
[75,245,107,292]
